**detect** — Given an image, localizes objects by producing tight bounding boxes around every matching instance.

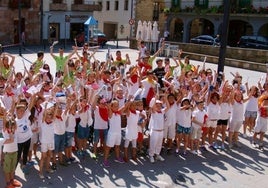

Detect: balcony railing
[168,5,268,14]
[71,4,102,12]
[49,3,67,11]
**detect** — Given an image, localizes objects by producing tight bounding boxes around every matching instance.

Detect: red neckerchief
[83,105,89,112]
[169,102,175,106]
[43,88,50,92]
[36,106,42,115]
[46,121,53,125]
[235,99,242,104]
[56,116,63,121]
[130,109,136,114]
[116,57,122,61]
[6,92,14,97]
[157,110,162,114]
[103,78,110,84]
[113,110,121,115]
[99,106,109,121]
[117,96,123,100]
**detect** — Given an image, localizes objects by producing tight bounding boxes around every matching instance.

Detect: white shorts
[191,126,202,140]
[229,120,243,132]
[207,120,217,128]
[41,143,54,153]
[164,124,176,139]
[254,116,268,133]
[106,132,121,148]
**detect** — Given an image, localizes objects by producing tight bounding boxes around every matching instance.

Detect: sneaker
[156,155,165,161]
[77,150,84,157]
[149,156,155,163]
[259,144,264,151]
[252,142,257,148]
[39,174,45,179]
[221,144,225,150]
[26,161,36,166]
[213,142,218,149]
[196,150,202,155]
[183,151,187,155]
[91,153,97,160]
[242,133,247,138]
[228,143,233,149]
[69,157,78,163]
[22,166,29,175]
[175,149,179,155]
[51,163,57,170]
[66,159,71,165]
[103,160,110,168]
[114,157,125,163]
[234,142,242,148]
[11,179,22,187]
[190,150,197,155]
[201,145,208,152]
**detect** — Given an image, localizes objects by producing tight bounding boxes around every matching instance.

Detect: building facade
[0,0,41,45]
[93,0,134,40]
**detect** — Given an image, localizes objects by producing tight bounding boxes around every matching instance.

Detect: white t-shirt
[16,110,33,143]
[192,109,207,129]
[108,113,121,134]
[245,97,258,112]
[177,109,192,128]
[94,106,108,130]
[65,112,78,132]
[79,108,93,128]
[40,121,55,144]
[53,114,67,135]
[126,110,140,140]
[2,130,18,153]
[207,102,220,120]
[219,102,232,120]
[230,101,244,122]
[150,109,165,130]
[164,103,177,126]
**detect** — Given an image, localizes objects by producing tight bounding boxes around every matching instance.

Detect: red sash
[99,107,108,121]
[130,74,138,84]
[260,106,268,117]
[146,87,155,106]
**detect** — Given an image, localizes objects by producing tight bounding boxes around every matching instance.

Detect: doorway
[14,18,25,44]
[49,23,59,44]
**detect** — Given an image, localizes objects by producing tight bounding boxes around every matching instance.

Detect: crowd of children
[0,41,267,188]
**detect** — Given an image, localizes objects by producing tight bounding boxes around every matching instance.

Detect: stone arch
[189,18,215,40]
[258,23,268,37]
[228,20,253,46]
[170,17,184,42]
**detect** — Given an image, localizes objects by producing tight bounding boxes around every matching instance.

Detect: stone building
[0,0,41,45]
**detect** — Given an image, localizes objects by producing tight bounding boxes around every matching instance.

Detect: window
[74,0,83,4]
[106,1,110,10]
[114,0,118,11]
[194,0,208,9]
[124,0,128,10]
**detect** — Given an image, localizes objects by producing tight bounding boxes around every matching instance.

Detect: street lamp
[18,0,22,56]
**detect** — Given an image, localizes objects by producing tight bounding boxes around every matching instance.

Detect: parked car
[190,35,220,46]
[237,35,268,50]
[75,29,108,47]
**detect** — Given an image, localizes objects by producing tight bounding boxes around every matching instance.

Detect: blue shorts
[244,111,257,118]
[93,129,108,144]
[65,132,74,147]
[54,134,66,153]
[77,124,90,140]
[177,124,191,134]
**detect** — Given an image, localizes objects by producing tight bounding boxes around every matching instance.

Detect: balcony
[8,0,31,9]
[71,4,102,12]
[49,3,67,11]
